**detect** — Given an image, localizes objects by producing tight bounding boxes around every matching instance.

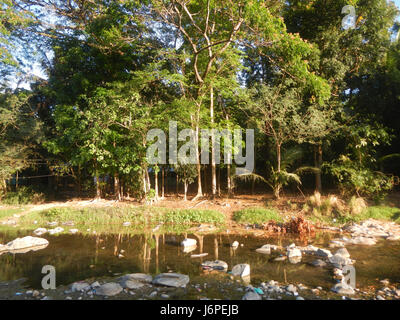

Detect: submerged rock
[95,283,123,296]
[311,259,327,268]
[335,248,350,258]
[152,273,189,288]
[328,254,354,269]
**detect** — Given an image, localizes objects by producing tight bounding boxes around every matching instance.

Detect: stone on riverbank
[95,283,123,296]
[152,273,189,288]
[242,291,261,300]
[331,282,355,295]
[71,281,91,292]
[287,248,302,258]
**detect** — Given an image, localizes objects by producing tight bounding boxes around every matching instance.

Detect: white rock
[33,228,47,236]
[231,264,250,278]
[95,283,123,296]
[287,248,302,258]
[48,227,64,235]
[152,273,189,288]
[4,236,49,252]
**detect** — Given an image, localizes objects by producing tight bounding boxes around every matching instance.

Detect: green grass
[0,207,25,220]
[233,207,283,224]
[307,205,400,226]
[17,206,226,234]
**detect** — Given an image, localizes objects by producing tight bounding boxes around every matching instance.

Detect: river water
[1,229,400,295]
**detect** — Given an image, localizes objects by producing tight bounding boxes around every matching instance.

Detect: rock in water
[242,291,261,300]
[152,273,189,288]
[33,228,47,236]
[287,248,302,258]
[201,260,228,271]
[119,273,153,284]
[120,279,145,290]
[231,264,250,278]
[71,281,91,292]
[4,236,49,252]
[310,259,327,268]
[315,248,332,258]
[331,283,355,295]
[231,241,239,249]
[255,244,279,255]
[335,248,350,258]
[181,238,197,247]
[95,283,123,296]
[328,254,353,269]
[48,227,64,235]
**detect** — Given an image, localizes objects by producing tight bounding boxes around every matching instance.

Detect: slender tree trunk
[154,167,159,201]
[114,173,121,201]
[184,181,188,201]
[95,173,101,199]
[314,144,323,193]
[227,163,232,197]
[145,168,150,193]
[210,86,217,199]
[193,123,203,200]
[15,171,18,190]
[176,173,179,196]
[161,166,165,199]
[217,166,221,197]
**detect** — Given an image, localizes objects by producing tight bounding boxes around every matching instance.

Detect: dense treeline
[1,0,400,203]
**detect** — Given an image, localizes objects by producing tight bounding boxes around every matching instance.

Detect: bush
[1,186,45,205]
[324,157,396,202]
[161,209,225,225]
[233,207,283,224]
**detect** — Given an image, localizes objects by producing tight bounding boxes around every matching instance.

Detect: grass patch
[307,205,400,226]
[0,207,25,220]
[17,206,226,234]
[233,207,283,224]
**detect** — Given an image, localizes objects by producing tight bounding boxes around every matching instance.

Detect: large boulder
[4,236,49,252]
[152,273,189,288]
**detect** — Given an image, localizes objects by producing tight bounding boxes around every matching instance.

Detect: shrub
[323,157,396,202]
[233,207,283,224]
[1,186,45,205]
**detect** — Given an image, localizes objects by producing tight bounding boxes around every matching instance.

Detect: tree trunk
[227,163,232,197]
[314,144,323,193]
[217,166,221,197]
[114,173,121,201]
[161,166,165,199]
[193,124,203,200]
[154,167,159,201]
[210,86,217,199]
[184,181,188,201]
[95,173,101,199]
[176,173,179,196]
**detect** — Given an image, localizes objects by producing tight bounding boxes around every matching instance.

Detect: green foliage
[161,209,225,225]
[324,155,396,202]
[233,207,283,224]
[1,186,45,205]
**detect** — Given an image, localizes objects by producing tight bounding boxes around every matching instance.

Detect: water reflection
[0,229,399,291]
